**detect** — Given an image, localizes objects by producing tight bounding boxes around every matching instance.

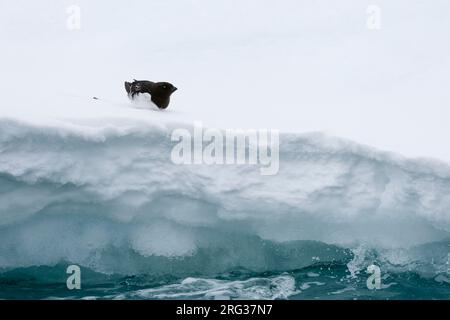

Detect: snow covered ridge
[0,118,450,273]
[171,121,280,175]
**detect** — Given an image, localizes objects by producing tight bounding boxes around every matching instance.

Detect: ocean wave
[0,119,450,276]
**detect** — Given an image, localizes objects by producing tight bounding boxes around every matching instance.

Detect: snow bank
[1,0,450,277]
[0,117,449,274]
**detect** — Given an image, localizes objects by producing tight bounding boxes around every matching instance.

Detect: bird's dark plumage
[124,79,177,109]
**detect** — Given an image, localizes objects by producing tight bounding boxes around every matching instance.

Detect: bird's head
[155,82,178,96]
[150,82,178,109]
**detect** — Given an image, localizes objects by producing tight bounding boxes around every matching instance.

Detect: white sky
[1,0,450,162]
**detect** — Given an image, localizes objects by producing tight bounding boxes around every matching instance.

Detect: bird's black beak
[172,87,178,92]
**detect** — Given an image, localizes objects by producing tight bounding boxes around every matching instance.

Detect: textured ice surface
[0,118,449,275]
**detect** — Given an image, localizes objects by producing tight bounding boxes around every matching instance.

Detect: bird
[124,79,177,109]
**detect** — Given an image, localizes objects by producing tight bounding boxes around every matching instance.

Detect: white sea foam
[109,274,298,300]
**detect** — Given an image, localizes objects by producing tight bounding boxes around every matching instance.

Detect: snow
[1,0,450,162]
[1,1,450,276]
[1,118,450,264]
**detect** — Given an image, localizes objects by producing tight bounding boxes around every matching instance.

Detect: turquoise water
[1,244,449,300]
